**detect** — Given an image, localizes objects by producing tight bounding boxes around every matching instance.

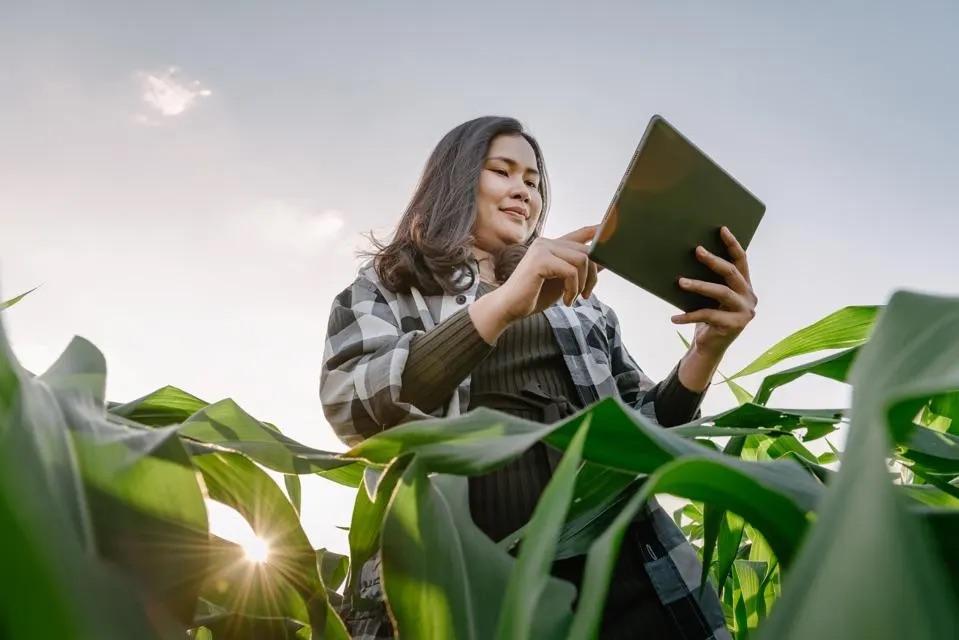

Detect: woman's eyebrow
[488,156,540,176]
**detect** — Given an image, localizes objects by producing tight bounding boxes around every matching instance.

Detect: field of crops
[2,287,957,639]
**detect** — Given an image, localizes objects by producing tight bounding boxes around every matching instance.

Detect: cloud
[135,66,211,122]
[232,201,349,256]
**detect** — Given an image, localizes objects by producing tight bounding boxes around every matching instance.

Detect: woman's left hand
[671,226,758,356]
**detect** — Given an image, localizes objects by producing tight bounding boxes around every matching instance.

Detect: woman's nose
[508,180,530,201]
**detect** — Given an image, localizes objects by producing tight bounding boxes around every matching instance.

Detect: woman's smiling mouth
[500,206,528,220]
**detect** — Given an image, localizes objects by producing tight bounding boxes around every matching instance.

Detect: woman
[321,116,758,639]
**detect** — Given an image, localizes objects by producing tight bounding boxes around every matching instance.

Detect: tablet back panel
[590,116,765,313]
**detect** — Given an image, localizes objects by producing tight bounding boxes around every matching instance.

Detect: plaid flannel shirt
[320,260,730,640]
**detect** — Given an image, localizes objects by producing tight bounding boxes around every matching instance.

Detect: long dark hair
[364,116,550,295]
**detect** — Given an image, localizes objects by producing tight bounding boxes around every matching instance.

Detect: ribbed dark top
[466,282,580,539]
[401,281,700,637]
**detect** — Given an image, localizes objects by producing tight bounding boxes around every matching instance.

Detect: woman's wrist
[676,343,724,393]
[467,286,515,345]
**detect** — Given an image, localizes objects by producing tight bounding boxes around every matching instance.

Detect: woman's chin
[497,224,528,245]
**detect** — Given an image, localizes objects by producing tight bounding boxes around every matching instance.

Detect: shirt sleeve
[399,306,494,413]
[602,302,707,427]
[320,278,436,446]
[643,360,707,427]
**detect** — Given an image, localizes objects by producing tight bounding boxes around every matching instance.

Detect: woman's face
[472,134,543,253]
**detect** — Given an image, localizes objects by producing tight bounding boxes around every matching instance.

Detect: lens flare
[242,536,270,564]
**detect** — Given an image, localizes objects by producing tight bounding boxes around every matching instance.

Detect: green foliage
[0,285,39,311]
[2,286,958,639]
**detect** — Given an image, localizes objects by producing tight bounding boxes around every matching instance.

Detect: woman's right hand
[469,225,600,343]
[498,225,601,319]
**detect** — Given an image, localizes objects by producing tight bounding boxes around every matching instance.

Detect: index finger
[559,225,599,243]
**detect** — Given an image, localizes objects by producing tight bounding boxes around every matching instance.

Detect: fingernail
[679,278,690,287]
[697,246,707,256]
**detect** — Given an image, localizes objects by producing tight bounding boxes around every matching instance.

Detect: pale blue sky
[2,1,957,552]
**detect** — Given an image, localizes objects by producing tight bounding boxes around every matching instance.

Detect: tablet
[589,115,765,313]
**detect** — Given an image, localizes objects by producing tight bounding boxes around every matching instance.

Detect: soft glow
[206,499,271,564]
[243,536,271,564]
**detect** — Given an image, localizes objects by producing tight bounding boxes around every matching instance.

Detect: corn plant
[1,286,957,639]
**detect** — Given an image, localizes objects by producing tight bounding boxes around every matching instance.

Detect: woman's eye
[495,169,509,176]
[525,181,537,188]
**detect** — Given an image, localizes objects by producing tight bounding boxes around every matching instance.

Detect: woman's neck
[471,247,498,284]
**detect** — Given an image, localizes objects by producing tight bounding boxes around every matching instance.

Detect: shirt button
[455,294,467,305]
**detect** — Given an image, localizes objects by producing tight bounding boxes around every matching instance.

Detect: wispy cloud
[232,201,349,257]
[134,66,211,124]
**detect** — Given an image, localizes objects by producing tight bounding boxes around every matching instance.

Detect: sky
[2,1,957,555]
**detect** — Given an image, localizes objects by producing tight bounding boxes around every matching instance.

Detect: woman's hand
[469,225,600,344]
[671,225,758,356]
[499,225,600,319]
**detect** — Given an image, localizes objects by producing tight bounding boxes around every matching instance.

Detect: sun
[206,499,272,564]
[242,536,271,564]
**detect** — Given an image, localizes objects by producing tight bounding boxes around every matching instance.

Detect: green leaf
[716,513,746,599]
[199,535,310,626]
[732,560,764,633]
[902,484,959,508]
[672,425,789,438]
[801,418,839,442]
[73,420,209,624]
[917,508,959,601]
[0,305,169,639]
[547,401,822,522]
[900,425,959,474]
[38,335,107,403]
[285,474,302,515]
[699,435,747,595]
[0,285,39,311]
[760,434,819,465]
[112,386,364,487]
[753,347,859,406]
[551,471,641,561]
[929,391,959,427]
[17,333,210,625]
[687,403,846,431]
[353,393,822,580]
[345,408,552,474]
[196,610,307,640]
[316,548,349,593]
[177,398,362,486]
[719,371,756,405]
[568,453,806,639]
[381,465,575,640]
[496,417,590,640]
[759,290,959,639]
[729,306,879,380]
[816,451,839,464]
[192,451,348,639]
[109,385,208,426]
[344,454,408,607]
[0,376,165,639]
[2,338,98,551]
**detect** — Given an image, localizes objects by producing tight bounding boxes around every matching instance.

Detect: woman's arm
[602,303,708,427]
[321,276,498,446]
[676,343,724,393]
[320,278,438,446]
[399,306,494,413]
